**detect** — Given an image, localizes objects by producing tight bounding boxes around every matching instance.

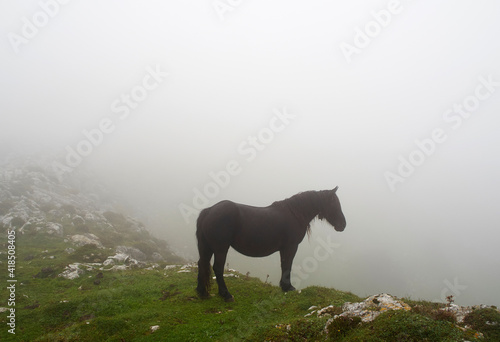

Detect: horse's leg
[196,244,213,299]
[279,244,298,292]
[213,248,234,302]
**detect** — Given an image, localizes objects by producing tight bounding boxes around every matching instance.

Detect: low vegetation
[1,231,499,341]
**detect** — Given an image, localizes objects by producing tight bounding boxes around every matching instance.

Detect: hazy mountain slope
[0,155,183,266]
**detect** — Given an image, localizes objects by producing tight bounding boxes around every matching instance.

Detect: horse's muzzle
[334,225,345,232]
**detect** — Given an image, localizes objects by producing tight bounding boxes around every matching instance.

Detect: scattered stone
[58,263,84,280]
[116,246,147,261]
[145,264,159,271]
[57,262,102,279]
[212,273,239,279]
[69,234,103,248]
[164,265,181,270]
[127,258,147,268]
[108,252,129,263]
[103,258,115,266]
[178,264,196,273]
[45,222,64,236]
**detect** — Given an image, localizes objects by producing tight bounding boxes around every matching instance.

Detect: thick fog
[1,1,500,306]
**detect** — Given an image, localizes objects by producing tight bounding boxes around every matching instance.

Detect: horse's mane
[272,190,328,235]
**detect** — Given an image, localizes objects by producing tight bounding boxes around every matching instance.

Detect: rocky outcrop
[311,293,411,324]
[305,293,500,338]
[68,233,103,248]
[44,222,64,236]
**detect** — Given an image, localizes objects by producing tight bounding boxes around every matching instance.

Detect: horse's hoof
[282,286,296,292]
[224,295,235,302]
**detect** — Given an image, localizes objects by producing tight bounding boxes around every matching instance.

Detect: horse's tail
[196,208,212,297]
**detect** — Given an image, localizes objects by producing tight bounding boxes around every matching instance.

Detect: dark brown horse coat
[196,187,346,301]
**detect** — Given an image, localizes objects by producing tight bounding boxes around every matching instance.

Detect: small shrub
[464,308,500,341]
[34,267,56,279]
[432,308,456,323]
[411,304,456,323]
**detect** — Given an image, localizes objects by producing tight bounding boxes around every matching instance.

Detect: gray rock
[103,258,115,266]
[72,215,85,225]
[318,293,412,335]
[45,222,63,236]
[116,246,147,261]
[58,263,84,280]
[151,252,164,262]
[109,252,129,263]
[69,234,103,248]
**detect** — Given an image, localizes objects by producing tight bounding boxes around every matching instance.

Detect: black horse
[196,187,346,302]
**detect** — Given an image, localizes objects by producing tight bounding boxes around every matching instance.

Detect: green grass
[1,264,354,341]
[0,233,497,341]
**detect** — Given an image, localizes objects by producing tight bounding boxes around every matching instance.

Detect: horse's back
[197,201,240,245]
[197,200,300,256]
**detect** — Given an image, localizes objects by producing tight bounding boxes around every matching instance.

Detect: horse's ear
[332,186,339,193]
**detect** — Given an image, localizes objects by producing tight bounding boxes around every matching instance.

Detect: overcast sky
[1,1,500,306]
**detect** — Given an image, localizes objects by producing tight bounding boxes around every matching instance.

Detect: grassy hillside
[1,233,500,341]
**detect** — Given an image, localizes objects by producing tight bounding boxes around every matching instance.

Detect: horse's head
[318,186,346,232]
